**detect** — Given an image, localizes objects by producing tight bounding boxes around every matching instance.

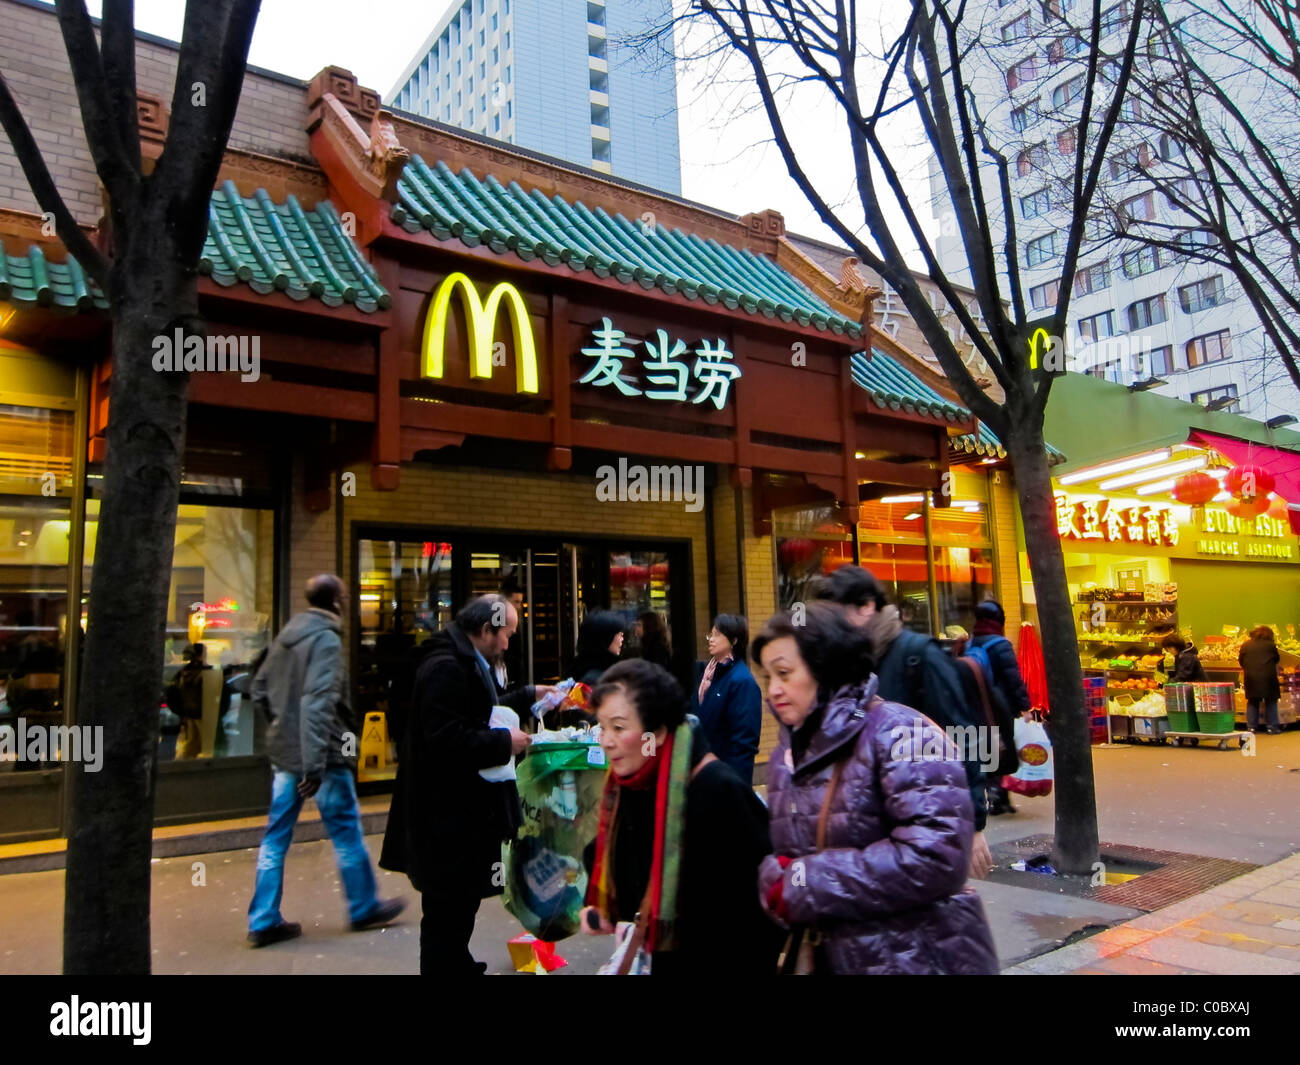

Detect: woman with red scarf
[579,658,782,974]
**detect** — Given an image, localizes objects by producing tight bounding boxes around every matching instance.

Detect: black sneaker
[351,898,407,932]
[248,921,302,948]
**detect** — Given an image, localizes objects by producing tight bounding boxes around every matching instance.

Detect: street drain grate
[988,834,1258,912]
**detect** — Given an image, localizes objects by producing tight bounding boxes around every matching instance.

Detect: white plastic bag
[598,921,652,976]
[1002,715,1053,796]
[480,705,520,782]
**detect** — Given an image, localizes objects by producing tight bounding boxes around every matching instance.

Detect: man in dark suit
[379,594,552,975]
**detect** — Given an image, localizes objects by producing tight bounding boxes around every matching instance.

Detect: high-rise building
[929,1,1297,422]
[388,0,682,194]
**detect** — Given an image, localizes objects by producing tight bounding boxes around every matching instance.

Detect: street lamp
[1128,376,1168,392]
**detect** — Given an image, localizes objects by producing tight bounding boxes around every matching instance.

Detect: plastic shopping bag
[479,705,519,782]
[1001,714,1053,797]
[502,741,607,941]
[598,921,651,976]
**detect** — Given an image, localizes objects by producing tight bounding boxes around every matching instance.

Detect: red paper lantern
[1226,464,1275,500]
[1171,470,1218,505]
[1268,495,1290,520]
[626,564,649,585]
[650,562,669,581]
[609,566,627,587]
[1227,494,1271,519]
[778,538,816,568]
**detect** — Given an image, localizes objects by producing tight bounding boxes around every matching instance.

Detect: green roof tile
[392,156,862,337]
[1,185,389,314]
[852,349,1066,464]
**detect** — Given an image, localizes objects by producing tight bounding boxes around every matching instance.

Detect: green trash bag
[502,742,608,942]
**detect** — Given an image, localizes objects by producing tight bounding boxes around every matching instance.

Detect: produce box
[1132,716,1167,738]
[1110,716,1133,740]
[1166,710,1198,733]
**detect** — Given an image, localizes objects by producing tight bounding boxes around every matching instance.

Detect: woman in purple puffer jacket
[752,603,998,975]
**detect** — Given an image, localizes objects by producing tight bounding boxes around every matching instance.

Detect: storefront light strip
[1099,455,1206,491]
[1057,448,1172,485]
[879,494,925,504]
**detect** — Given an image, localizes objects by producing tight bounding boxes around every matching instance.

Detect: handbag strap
[815,759,846,851]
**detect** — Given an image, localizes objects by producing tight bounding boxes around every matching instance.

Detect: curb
[0,810,390,876]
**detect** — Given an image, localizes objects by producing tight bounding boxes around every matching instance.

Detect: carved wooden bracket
[307,66,380,128]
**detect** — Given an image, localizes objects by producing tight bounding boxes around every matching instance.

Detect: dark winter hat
[974,600,1006,625]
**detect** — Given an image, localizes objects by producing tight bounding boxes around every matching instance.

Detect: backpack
[167,665,206,720]
[956,638,1019,778]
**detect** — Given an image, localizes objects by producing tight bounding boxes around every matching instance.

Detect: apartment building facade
[931,0,1298,423]
[388,0,682,194]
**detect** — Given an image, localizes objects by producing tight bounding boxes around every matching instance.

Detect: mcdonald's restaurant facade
[0,31,1030,841]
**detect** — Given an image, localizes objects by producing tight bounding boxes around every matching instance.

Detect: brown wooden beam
[371,254,402,490]
[399,397,553,442]
[188,374,375,421]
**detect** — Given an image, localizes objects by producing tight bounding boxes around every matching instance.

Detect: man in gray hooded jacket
[246,574,405,947]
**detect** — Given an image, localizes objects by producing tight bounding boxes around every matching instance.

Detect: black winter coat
[874,629,988,831]
[1239,638,1281,701]
[379,624,535,895]
[689,658,762,785]
[583,724,784,976]
[1170,647,1208,683]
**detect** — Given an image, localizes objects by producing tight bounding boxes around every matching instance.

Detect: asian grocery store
[0,14,1032,842]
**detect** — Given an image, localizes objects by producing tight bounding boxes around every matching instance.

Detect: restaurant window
[0,403,75,770]
[930,478,995,636]
[773,504,856,611]
[82,487,274,762]
[856,496,930,632]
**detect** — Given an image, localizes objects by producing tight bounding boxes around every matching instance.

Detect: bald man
[247,574,405,947]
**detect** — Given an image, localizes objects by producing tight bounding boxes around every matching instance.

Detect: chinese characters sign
[1054,492,1179,547]
[579,317,741,410]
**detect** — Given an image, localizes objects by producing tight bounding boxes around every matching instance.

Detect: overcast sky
[83,0,931,258]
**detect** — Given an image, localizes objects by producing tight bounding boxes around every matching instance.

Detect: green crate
[1166,710,1198,732]
[1197,711,1235,734]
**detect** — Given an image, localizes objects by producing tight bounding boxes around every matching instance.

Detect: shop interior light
[1099,454,1207,491]
[1058,448,1172,485]
[1135,478,1177,496]
[854,451,866,459]
[358,593,381,602]
[879,494,925,504]
[904,512,922,521]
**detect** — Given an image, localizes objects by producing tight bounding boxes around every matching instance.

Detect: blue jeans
[1247,699,1281,731]
[248,767,379,932]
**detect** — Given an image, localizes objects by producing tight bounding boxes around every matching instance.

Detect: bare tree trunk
[63,237,193,975]
[1005,414,1098,876]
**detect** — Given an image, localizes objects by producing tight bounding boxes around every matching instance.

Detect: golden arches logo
[1027,327,1053,371]
[421,272,539,394]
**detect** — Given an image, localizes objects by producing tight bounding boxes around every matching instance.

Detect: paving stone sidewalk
[1004,851,1300,975]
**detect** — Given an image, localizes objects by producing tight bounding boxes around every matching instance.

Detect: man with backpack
[816,565,993,879]
[967,600,1032,815]
[246,574,406,948]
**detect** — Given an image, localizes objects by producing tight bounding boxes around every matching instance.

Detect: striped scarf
[585,720,692,953]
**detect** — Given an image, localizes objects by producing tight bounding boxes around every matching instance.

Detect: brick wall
[0,0,312,225]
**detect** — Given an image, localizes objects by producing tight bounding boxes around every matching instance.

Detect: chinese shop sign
[579,317,741,410]
[1054,491,1296,561]
[1054,492,1178,547]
